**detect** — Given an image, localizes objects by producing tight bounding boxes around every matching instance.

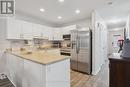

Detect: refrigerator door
[77,30,92,74]
[71,30,78,71]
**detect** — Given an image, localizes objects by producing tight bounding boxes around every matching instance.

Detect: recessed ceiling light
[58,0,64,3]
[58,16,62,19]
[75,9,80,14]
[40,8,45,12]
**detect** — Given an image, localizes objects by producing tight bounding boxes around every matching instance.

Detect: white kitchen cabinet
[62,25,76,35]
[46,59,70,87]
[22,21,33,40]
[32,24,53,40]
[41,26,50,39]
[7,18,33,40]
[7,18,22,39]
[6,53,70,87]
[6,53,24,87]
[52,28,63,40]
[23,59,44,87]
[32,24,42,37]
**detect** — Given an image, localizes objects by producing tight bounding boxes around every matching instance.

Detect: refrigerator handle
[76,36,79,54]
[71,41,74,49]
[77,36,80,54]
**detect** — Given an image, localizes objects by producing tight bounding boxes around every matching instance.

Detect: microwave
[63,34,71,40]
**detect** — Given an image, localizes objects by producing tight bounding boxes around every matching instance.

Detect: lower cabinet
[23,59,44,87]
[6,53,23,87]
[46,59,70,87]
[6,53,70,87]
[109,58,130,87]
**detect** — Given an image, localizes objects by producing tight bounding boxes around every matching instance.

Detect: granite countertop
[6,50,71,65]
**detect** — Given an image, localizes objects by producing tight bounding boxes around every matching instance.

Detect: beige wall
[108,28,124,55]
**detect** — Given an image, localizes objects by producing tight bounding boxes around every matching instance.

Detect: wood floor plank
[71,62,109,87]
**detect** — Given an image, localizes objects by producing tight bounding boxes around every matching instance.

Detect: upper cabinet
[7,18,22,39]
[32,24,53,40]
[62,25,76,35]
[32,24,43,37]
[52,28,63,41]
[7,18,33,40]
[6,18,76,40]
[22,21,33,40]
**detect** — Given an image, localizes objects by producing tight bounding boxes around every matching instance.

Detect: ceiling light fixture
[58,0,64,3]
[58,16,62,19]
[40,8,45,12]
[75,9,80,14]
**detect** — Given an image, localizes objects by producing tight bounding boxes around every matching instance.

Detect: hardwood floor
[0,78,14,87]
[71,63,109,87]
[71,70,91,87]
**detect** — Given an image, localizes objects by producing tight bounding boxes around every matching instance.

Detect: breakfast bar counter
[5,50,70,87]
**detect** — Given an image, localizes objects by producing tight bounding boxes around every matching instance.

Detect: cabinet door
[41,26,49,39]
[7,19,22,39]
[47,27,53,40]
[62,25,76,35]
[32,24,42,37]
[23,59,43,87]
[53,28,63,40]
[46,59,70,87]
[22,21,33,40]
[6,54,17,86]
[15,57,24,87]
[6,54,24,87]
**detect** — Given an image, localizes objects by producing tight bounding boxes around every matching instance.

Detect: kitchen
[0,0,130,87]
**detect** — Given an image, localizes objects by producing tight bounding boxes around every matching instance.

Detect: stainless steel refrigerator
[71,29,92,74]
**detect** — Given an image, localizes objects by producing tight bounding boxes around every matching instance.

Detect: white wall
[126,15,130,38]
[92,11,108,75]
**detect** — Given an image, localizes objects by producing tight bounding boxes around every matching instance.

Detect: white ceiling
[97,0,130,29]
[15,0,111,26]
[15,0,130,27]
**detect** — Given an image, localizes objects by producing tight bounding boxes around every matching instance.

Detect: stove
[60,47,71,56]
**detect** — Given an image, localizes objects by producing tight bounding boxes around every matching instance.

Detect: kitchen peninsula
[5,49,70,87]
